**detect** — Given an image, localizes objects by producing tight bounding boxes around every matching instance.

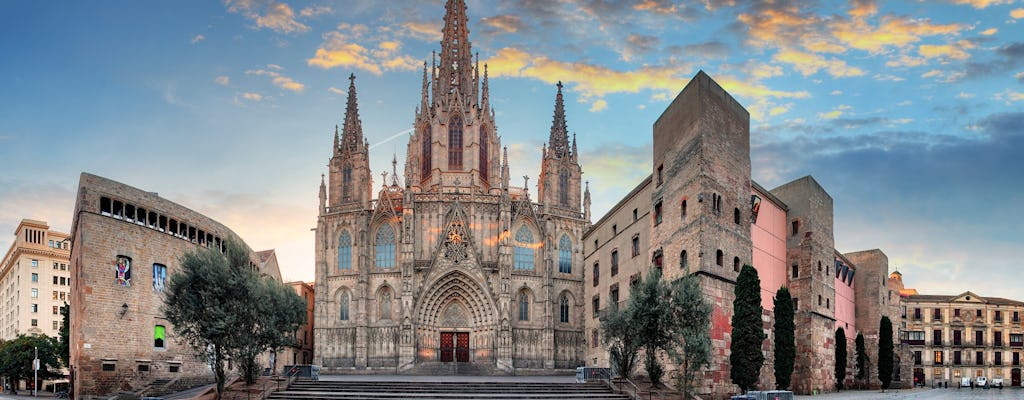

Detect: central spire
[341,73,363,153]
[548,81,570,159]
[438,0,474,102]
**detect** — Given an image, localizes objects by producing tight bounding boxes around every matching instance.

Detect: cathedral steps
[268,379,631,400]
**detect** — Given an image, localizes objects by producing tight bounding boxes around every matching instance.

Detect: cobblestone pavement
[794,387,1024,399]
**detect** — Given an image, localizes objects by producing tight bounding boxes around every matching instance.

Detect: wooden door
[455,332,470,362]
[1012,368,1021,387]
[440,332,454,362]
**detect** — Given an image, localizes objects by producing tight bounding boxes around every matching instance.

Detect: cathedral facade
[312,0,589,373]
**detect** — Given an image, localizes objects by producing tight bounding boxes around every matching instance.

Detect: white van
[960,377,972,387]
[976,376,988,388]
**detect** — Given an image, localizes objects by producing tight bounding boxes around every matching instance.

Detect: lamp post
[34,346,38,397]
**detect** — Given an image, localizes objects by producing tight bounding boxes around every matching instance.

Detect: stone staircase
[268,379,631,400]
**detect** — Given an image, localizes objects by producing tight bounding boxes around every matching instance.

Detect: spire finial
[439,0,474,102]
[391,154,400,186]
[341,73,363,152]
[548,81,569,159]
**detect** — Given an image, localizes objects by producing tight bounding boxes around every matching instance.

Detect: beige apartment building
[901,291,1024,387]
[0,219,71,341]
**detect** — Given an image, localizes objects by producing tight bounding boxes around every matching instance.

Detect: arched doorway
[415,270,499,366]
[1012,368,1021,387]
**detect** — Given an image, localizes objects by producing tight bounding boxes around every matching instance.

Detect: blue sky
[1,0,1022,299]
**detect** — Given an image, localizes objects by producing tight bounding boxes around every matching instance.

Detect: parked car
[976,376,988,388]
[991,377,1003,388]
[960,377,972,388]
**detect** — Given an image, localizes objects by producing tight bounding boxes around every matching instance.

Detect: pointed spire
[501,146,510,190]
[548,81,570,158]
[333,125,340,156]
[474,52,480,106]
[341,73,364,153]
[431,51,439,105]
[438,0,474,102]
[481,64,490,115]
[420,61,430,117]
[583,180,591,222]
[319,174,327,211]
[391,154,400,186]
[571,132,578,161]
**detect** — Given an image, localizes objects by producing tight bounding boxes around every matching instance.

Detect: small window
[52,306,58,315]
[818,295,822,306]
[680,250,688,271]
[592,296,600,318]
[631,236,640,257]
[53,321,59,330]
[734,208,740,225]
[612,224,617,235]
[656,164,664,185]
[977,309,982,318]
[138,364,150,372]
[31,273,38,282]
[610,250,619,276]
[31,288,38,298]
[31,304,38,313]
[827,298,830,309]
[169,365,180,373]
[153,264,167,292]
[592,263,600,287]
[818,260,822,272]
[654,201,663,225]
[102,363,115,371]
[154,325,166,348]
[681,199,687,220]
[733,257,740,272]
[792,220,800,236]
[53,276,59,285]
[31,319,38,327]
[592,329,599,348]
[31,259,38,268]
[632,208,638,221]
[716,250,723,267]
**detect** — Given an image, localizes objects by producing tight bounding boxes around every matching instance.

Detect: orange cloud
[918,41,974,60]
[886,54,927,67]
[1012,8,1024,19]
[480,15,524,33]
[952,0,1013,8]
[307,31,418,75]
[634,0,677,14]
[831,17,963,54]
[246,66,305,92]
[979,28,998,35]
[773,49,865,77]
[226,0,309,34]
[403,21,442,42]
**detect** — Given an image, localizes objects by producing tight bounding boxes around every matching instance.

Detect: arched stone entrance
[414,270,499,366]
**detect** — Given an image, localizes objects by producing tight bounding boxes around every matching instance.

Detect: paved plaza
[795,387,1024,399]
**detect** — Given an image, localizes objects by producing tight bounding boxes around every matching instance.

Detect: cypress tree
[835,327,847,390]
[730,264,766,393]
[855,332,868,384]
[773,287,795,390]
[878,316,894,391]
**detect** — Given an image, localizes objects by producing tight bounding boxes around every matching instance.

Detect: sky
[1,0,1022,299]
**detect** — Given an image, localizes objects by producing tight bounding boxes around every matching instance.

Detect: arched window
[733,256,740,272]
[559,169,569,205]
[716,250,723,267]
[681,199,687,220]
[680,250,688,272]
[480,125,489,182]
[558,234,572,273]
[448,115,463,170]
[380,287,392,320]
[514,226,535,270]
[342,166,352,199]
[421,126,432,178]
[339,291,350,321]
[338,231,352,270]
[559,295,570,323]
[375,225,396,268]
[518,291,530,321]
[734,208,741,225]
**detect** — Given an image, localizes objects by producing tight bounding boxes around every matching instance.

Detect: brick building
[0,219,72,389]
[68,173,280,398]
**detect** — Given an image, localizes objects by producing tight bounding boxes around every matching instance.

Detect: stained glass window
[339,291,350,321]
[559,295,570,323]
[514,226,534,270]
[558,234,572,273]
[375,225,396,268]
[338,231,352,270]
[519,291,529,321]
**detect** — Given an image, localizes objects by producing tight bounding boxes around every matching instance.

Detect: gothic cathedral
[313,0,590,373]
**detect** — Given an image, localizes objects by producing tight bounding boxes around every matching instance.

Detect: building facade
[313,0,588,374]
[68,173,279,398]
[900,290,1024,387]
[284,281,315,367]
[0,219,71,341]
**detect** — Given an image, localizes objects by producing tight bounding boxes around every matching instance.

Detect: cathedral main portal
[416,270,499,366]
[439,332,470,362]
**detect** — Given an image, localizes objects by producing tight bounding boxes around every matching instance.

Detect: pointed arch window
[339,291,350,321]
[480,125,489,182]
[375,225,396,268]
[338,231,352,270]
[514,226,535,270]
[559,295,570,323]
[558,234,572,273]
[342,166,352,200]
[559,169,569,205]
[448,115,463,170]
[422,126,432,178]
[518,291,530,321]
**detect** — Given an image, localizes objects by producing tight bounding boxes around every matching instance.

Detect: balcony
[904,339,925,346]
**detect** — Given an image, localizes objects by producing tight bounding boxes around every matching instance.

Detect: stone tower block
[844,249,903,389]
[650,71,753,398]
[770,175,836,394]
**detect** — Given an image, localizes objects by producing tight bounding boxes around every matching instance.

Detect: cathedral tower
[328,74,372,210]
[537,82,583,213]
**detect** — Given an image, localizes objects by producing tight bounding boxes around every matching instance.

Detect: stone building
[68,173,280,398]
[313,0,588,373]
[283,281,315,367]
[899,288,1024,388]
[0,219,72,389]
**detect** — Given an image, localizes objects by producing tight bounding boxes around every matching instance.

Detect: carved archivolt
[417,270,497,328]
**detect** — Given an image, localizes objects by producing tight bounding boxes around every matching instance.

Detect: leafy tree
[601,302,640,380]
[59,302,70,367]
[0,334,62,388]
[234,277,306,384]
[667,274,712,398]
[730,264,765,393]
[163,240,254,399]
[628,268,671,386]
[855,332,868,383]
[835,327,847,390]
[878,316,894,391]
[772,287,795,390]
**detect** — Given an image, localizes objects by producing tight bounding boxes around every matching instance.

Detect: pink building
[833,253,857,333]
[751,182,789,311]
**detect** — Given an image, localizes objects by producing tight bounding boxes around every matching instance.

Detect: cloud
[246,66,304,92]
[831,90,843,95]
[191,34,205,44]
[918,40,974,60]
[298,5,332,18]
[589,99,608,112]
[830,16,963,54]
[886,54,927,68]
[225,0,310,34]
[327,87,345,95]
[403,20,442,42]
[480,15,525,34]
[1012,8,1024,19]
[773,49,865,77]
[580,142,653,218]
[215,76,230,86]
[671,41,731,59]
[239,92,263,102]
[1016,71,1024,82]
[979,28,998,35]
[0,180,76,260]
[818,104,852,120]
[634,0,678,14]
[993,90,1024,104]
[623,34,660,61]
[949,0,1014,8]
[308,29,419,74]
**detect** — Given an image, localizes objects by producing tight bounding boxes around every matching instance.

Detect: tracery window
[342,166,352,199]
[448,115,463,170]
[339,291,350,321]
[514,226,535,270]
[559,169,569,205]
[480,126,489,182]
[518,291,530,321]
[559,295,570,323]
[422,126,432,178]
[558,234,572,273]
[375,225,396,268]
[338,231,352,270]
